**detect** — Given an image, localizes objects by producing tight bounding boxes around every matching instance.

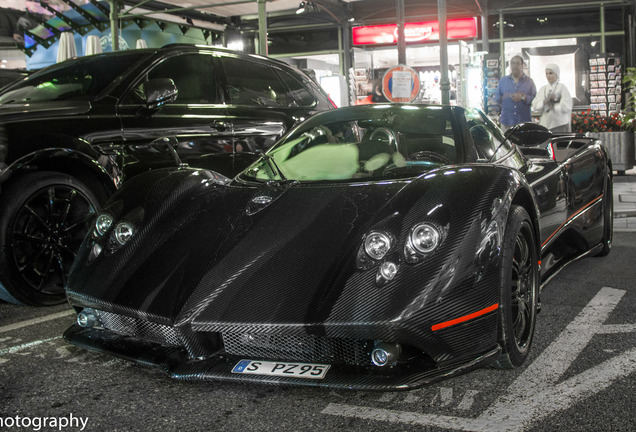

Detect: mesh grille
[96,311,181,347]
[222,333,371,366]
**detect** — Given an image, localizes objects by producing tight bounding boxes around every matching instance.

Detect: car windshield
[240,105,459,183]
[0,51,147,104]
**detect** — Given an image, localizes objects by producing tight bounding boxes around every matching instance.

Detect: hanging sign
[382,65,420,103]
[352,18,477,45]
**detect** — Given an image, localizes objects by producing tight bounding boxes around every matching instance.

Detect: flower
[571,110,633,133]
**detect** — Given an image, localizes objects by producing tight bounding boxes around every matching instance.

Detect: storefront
[487,4,628,117]
[349,18,481,107]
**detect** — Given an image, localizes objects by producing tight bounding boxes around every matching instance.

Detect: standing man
[496,54,536,131]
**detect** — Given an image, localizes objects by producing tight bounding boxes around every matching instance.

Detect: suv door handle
[211,120,229,132]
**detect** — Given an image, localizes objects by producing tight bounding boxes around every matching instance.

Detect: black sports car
[64,104,613,390]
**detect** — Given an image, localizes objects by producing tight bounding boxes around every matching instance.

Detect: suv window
[222,57,292,107]
[0,52,143,104]
[126,53,217,104]
[274,69,317,107]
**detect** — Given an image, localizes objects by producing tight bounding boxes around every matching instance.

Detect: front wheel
[0,172,100,306]
[492,205,539,369]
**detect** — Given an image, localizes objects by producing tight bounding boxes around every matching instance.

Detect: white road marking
[0,336,61,356]
[429,387,453,406]
[0,310,74,334]
[455,390,479,411]
[322,287,636,431]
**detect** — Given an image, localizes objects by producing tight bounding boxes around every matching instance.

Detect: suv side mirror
[145,78,178,110]
[504,122,553,147]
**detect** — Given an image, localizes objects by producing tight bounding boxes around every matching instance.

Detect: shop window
[489,10,603,39]
[268,29,339,55]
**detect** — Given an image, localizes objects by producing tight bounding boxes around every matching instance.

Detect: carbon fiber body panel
[64,105,611,389]
[64,325,501,390]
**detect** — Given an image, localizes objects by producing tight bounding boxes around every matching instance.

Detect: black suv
[0,44,334,305]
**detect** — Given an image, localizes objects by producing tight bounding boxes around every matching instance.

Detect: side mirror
[145,78,178,110]
[504,122,553,147]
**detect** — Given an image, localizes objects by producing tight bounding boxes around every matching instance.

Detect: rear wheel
[594,174,613,257]
[0,172,100,305]
[492,205,539,369]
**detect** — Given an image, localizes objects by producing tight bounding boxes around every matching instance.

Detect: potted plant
[571,109,634,174]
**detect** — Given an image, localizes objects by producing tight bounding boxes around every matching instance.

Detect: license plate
[231,359,330,380]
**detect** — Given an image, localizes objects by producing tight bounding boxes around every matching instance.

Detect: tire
[0,172,100,306]
[492,205,539,369]
[594,174,613,257]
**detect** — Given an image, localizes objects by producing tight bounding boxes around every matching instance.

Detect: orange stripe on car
[431,303,499,332]
[541,194,604,248]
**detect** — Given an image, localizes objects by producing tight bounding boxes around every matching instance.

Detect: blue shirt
[496,74,537,127]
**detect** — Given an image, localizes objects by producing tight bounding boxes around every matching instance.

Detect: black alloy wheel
[0,172,100,305]
[492,205,539,369]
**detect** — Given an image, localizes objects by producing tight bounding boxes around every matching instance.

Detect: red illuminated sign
[352,18,477,45]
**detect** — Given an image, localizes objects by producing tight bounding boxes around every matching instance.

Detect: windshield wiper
[258,150,287,181]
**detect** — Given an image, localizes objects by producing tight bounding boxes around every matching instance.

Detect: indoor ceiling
[121,0,630,24]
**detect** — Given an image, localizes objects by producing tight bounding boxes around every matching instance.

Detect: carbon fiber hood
[66,168,413,324]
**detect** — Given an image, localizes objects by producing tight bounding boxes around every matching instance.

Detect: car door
[466,110,567,244]
[217,54,326,174]
[552,137,606,218]
[116,51,235,179]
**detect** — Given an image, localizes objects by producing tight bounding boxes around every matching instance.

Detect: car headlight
[93,214,113,238]
[364,231,392,260]
[408,223,440,254]
[113,221,134,246]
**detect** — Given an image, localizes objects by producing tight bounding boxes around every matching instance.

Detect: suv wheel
[0,172,100,305]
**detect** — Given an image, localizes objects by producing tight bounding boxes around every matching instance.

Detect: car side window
[274,69,317,107]
[222,57,290,107]
[469,123,498,160]
[465,110,510,161]
[126,54,217,105]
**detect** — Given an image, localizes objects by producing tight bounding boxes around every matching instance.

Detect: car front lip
[63,324,500,391]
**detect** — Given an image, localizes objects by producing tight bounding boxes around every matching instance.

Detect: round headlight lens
[94,214,113,237]
[114,222,134,246]
[410,223,440,254]
[364,232,392,260]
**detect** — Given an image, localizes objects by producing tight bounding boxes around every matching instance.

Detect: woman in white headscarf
[532,63,573,133]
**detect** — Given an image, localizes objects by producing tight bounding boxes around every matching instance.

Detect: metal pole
[631,6,636,67]
[633,0,636,66]
[480,0,489,52]
[499,11,505,78]
[600,4,606,53]
[438,0,450,105]
[396,0,406,65]
[257,0,267,55]
[110,0,119,51]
